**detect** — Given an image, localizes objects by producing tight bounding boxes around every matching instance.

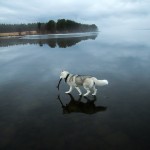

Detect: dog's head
[60,70,69,79]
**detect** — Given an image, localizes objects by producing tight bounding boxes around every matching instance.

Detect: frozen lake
[0,31,150,150]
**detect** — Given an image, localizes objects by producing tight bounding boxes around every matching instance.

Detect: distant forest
[0,19,98,34]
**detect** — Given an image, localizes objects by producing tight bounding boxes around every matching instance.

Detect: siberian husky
[57,70,108,96]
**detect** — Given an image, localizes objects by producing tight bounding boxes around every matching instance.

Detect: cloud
[0,0,149,29]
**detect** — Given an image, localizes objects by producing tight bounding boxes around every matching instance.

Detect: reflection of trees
[0,34,97,48]
[47,39,57,48]
[56,37,93,48]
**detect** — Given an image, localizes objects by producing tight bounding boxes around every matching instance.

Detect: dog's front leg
[65,86,73,94]
[75,87,82,95]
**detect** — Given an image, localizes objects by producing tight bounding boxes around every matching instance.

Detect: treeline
[0,19,98,34]
[0,23,37,33]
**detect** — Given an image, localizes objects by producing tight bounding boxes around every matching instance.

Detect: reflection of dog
[57,94,107,114]
[59,70,108,96]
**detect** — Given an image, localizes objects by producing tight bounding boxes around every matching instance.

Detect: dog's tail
[92,77,108,86]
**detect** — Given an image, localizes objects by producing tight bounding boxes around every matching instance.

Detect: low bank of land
[0,31,37,37]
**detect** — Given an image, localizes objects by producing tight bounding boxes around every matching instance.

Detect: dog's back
[75,75,92,86]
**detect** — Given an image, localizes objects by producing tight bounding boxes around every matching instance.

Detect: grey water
[0,30,150,150]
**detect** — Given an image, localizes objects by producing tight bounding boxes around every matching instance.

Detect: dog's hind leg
[92,86,97,96]
[75,87,82,95]
[65,86,73,94]
[83,88,91,96]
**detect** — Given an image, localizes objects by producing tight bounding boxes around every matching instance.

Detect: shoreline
[0,31,37,37]
[0,31,99,37]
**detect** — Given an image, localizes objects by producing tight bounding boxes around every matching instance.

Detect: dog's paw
[92,93,96,96]
[83,94,88,97]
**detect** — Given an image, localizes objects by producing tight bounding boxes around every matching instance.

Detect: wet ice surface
[0,31,150,150]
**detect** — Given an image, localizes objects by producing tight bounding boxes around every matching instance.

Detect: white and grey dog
[58,70,108,96]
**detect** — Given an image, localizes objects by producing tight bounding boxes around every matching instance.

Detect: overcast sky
[0,0,149,29]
